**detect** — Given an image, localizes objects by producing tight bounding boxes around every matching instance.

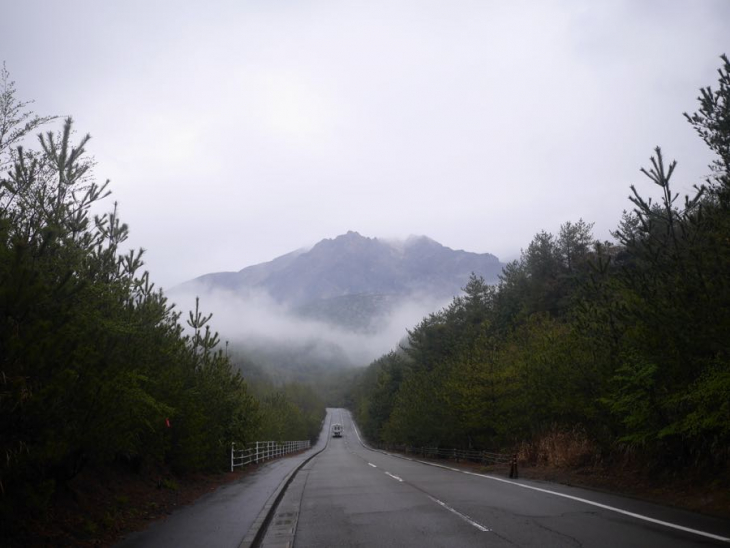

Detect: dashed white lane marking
[428,495,490,532]
[385,472,403,482]
[346,409,730,544]
[403,459,730,544]
[348,413,728,544]
[368,462,377,468]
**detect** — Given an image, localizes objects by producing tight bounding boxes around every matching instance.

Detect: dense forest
[0,65,325,532]
[350,55,730,472]
[2,52,729,541]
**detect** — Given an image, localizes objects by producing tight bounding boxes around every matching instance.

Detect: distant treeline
[350,55,730,470]
[0,66,324,528]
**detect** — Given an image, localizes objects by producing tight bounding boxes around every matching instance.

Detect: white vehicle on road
[332,423,343,438]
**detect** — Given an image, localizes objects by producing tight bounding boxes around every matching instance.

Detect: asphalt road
[114,410,334,548]
[268,408,730,548]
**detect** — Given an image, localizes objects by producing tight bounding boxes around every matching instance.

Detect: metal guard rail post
[231,439,311,472]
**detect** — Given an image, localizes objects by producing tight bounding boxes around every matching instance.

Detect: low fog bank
[168,285,451,370]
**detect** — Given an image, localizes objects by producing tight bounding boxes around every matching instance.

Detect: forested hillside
[350,55,730,473]
[0,66,324,537]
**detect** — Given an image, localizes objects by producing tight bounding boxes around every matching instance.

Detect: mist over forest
[167,231,503,384]
[1,1,729,542]
[348,58,730,494]
[170,285,449,369]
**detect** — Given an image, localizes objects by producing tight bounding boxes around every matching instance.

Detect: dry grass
[512,427,730,519]
[517,426,600,468]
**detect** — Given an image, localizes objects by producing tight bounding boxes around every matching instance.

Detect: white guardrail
[230,440,311,472]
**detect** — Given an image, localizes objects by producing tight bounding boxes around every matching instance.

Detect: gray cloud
[1,0,728,289]
[170,285,450,367]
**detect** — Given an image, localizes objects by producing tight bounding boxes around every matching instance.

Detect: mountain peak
[312,231,377,253]
[334,230,369,243]
[178,232,504,312]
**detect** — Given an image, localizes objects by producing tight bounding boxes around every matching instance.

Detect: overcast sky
[1,0,728,290]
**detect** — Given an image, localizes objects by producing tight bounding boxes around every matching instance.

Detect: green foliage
[350,55,730,471]
[676,361,730,442]
[685,54,730,199]
[603,354,662,446]
[256,383,325,442]
[0,78,263,529]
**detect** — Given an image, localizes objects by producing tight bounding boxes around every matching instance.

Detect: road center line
[349,411,730,545]
[368,463,377,468]
[407,459,730,544]
[428,495,490,532]
[385,472,403,482]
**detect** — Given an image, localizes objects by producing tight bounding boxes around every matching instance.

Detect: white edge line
[385,471,403,482]
[349,413,729,544]
[352,421,364,445]
[428,495,490,532]
[399,457,730,544]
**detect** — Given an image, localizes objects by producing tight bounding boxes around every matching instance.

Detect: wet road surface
[265,409,730,547]
[114,410,334,548]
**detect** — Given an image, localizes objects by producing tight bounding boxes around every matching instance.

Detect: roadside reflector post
[509,454,518,479]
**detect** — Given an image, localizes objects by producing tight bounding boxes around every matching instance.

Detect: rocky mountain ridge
[178,231,504,317]
[170,231,506,368]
